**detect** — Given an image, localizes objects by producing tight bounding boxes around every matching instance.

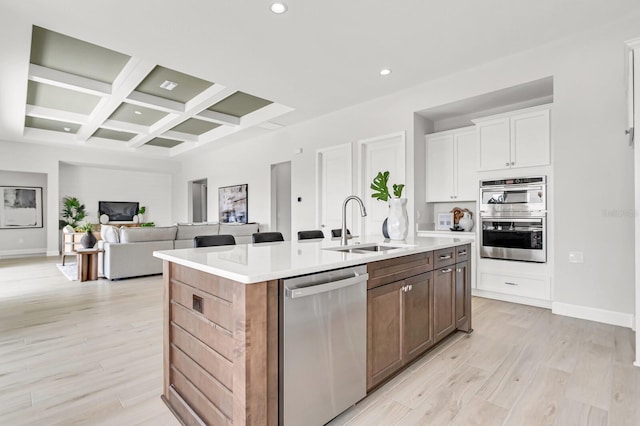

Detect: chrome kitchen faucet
[341,196,367,245]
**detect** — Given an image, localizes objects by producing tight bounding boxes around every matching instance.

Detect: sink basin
[324,243,411,254]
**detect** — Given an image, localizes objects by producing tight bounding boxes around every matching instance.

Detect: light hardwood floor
[1,256,638,425]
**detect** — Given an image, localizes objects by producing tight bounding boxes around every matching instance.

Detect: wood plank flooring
[1,256,638,425]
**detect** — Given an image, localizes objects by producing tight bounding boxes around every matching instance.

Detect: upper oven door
[480,183,546,215]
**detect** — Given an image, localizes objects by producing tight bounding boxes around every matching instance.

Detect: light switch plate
[569,251,584,263]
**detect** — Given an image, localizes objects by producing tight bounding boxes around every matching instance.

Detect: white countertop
[416,229,476,240]
[153,236,472,284]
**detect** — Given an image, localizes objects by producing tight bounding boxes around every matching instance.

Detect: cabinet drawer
[171,280,232,332]
[434,247,456,269]
[478,272,550,300]
[367,251,433,290]
[455,244,470,263]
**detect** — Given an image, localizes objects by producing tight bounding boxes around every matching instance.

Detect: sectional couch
[100,222,259,280]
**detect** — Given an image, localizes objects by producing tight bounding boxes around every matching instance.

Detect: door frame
[315,143,353,230]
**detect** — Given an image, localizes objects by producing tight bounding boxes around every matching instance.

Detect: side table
[76,248,104,282]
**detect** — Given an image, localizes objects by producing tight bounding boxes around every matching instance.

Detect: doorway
[190,179,208,223]
[271,162,292,240]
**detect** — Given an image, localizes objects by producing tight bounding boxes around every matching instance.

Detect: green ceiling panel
[145,137,183,148]
[207,91,273,117]
[30,26,130,84]
[92,128,136,141]
[27,81,101,114]
[109,103,168,126]
[135,66,213,103]
[170,118,220,135]
[25,116,80,133]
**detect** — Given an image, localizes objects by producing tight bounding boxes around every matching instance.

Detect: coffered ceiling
[20,26,291,156]
[1,1,640,158]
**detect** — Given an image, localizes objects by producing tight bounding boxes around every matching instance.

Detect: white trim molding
[552,302,634,329]
[0,248,48,258]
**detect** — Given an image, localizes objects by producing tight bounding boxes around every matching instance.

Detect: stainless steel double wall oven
[479,176,547,263]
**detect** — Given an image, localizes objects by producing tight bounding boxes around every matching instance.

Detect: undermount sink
[324,243,412,254]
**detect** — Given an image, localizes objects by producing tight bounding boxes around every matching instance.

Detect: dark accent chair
[331,228,351,238]
[252,232,285,243]
[194,234,236,248]
[297,230,325,240]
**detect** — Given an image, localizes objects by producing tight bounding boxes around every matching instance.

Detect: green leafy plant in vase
[370,171,408,240]
[61,196,87,229]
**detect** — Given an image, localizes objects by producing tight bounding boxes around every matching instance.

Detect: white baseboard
[0,248,47,258]
[46,250,59,257]
[472,288,552,309]
[552,302,634,328]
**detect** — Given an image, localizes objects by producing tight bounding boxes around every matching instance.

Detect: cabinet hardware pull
[408,285,413,291]
[458,250,466,256]
[505,282,518,286]
[511,162,515,165]
[439,254,452,260]
[456,268,461,272]
[441,268,452,273]
[505,162,510,166]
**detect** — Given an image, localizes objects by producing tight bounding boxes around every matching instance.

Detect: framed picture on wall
[218,184,248,224]
[0,186,43,229]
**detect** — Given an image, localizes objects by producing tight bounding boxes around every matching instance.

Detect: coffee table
[76,248,104,282]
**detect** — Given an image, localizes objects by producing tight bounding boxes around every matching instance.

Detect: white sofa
[101,222,259,280]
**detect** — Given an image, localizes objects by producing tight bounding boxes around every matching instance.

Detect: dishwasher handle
[285,273,368,299]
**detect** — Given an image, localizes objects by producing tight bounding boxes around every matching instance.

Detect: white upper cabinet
[426,127,478,202]
[473,105,551,171]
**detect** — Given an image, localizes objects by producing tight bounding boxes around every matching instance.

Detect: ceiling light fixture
[159,80,178,91]
[271,2,288,14]
[134,110,143,115]
[380,69,392,76]
[63,127,71,132]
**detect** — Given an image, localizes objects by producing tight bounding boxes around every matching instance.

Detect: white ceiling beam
[100,118,149,135]
[29,64,111,97]
[162,130,199,143]
[238,102,295,127]
[169,141,198,156]
[196,109,240,126]
[25,104,89,124]
[126,91,185,113]
[74,58,157,142]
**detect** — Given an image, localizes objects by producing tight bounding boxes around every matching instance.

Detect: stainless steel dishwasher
[280,265,368,426]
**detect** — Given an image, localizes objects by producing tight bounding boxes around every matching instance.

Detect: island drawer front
[171,367,232,426]
[171,279,233,332]
[171,263,234,303]
[455,244,470,263]
[367,251,433,289]
[171,323,233,390]
[171,344,233,420]
[478,272,551,300]
[171,302,234,361]
[434,247,456,269]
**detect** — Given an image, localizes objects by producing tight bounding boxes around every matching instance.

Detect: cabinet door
[426,133,454,202]
[510,108,550,168]
[455,261,472,332]
[433,266,456,343]
[403,272,434,363]
[454,130,478,201]
[477,117,511,171]
[367,280,404,390]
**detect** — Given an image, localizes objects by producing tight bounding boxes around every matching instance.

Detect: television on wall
[98,201,139,222]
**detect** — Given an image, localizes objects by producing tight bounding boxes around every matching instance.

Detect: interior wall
[174,13,640,319]
[59,164,173,226]
[0,170,47,256]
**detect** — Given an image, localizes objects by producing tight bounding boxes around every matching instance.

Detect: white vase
[459,211,473,231]
[387,198,408,240]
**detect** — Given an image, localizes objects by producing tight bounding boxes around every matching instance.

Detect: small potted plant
[79,222,97,249]
[370,171,408,240]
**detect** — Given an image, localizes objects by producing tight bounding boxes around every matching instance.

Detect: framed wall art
[436,212,454,231]
[218,184,248,224]
[1,186,43,229]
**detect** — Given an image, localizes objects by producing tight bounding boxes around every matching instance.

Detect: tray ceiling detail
[23,26,293,157]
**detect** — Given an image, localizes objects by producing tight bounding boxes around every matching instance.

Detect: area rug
[56,263,78,281]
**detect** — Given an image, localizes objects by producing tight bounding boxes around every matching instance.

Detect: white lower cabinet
[477,271,550,300]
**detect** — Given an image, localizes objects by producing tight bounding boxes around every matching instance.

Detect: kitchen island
[154,236,472,426]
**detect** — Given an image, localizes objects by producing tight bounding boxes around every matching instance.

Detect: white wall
[0,140,180,255]
[59,164,173,226]
[175,13,640,320]
[0,170,47,256]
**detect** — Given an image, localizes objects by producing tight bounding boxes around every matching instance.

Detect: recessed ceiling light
[380,69,392,76]
[63,127,71,132]
[271,2,288,14]
[159,80,178,91]
[134,110,143,115]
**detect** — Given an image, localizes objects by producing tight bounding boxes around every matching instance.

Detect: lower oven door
[480,216,546,263]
